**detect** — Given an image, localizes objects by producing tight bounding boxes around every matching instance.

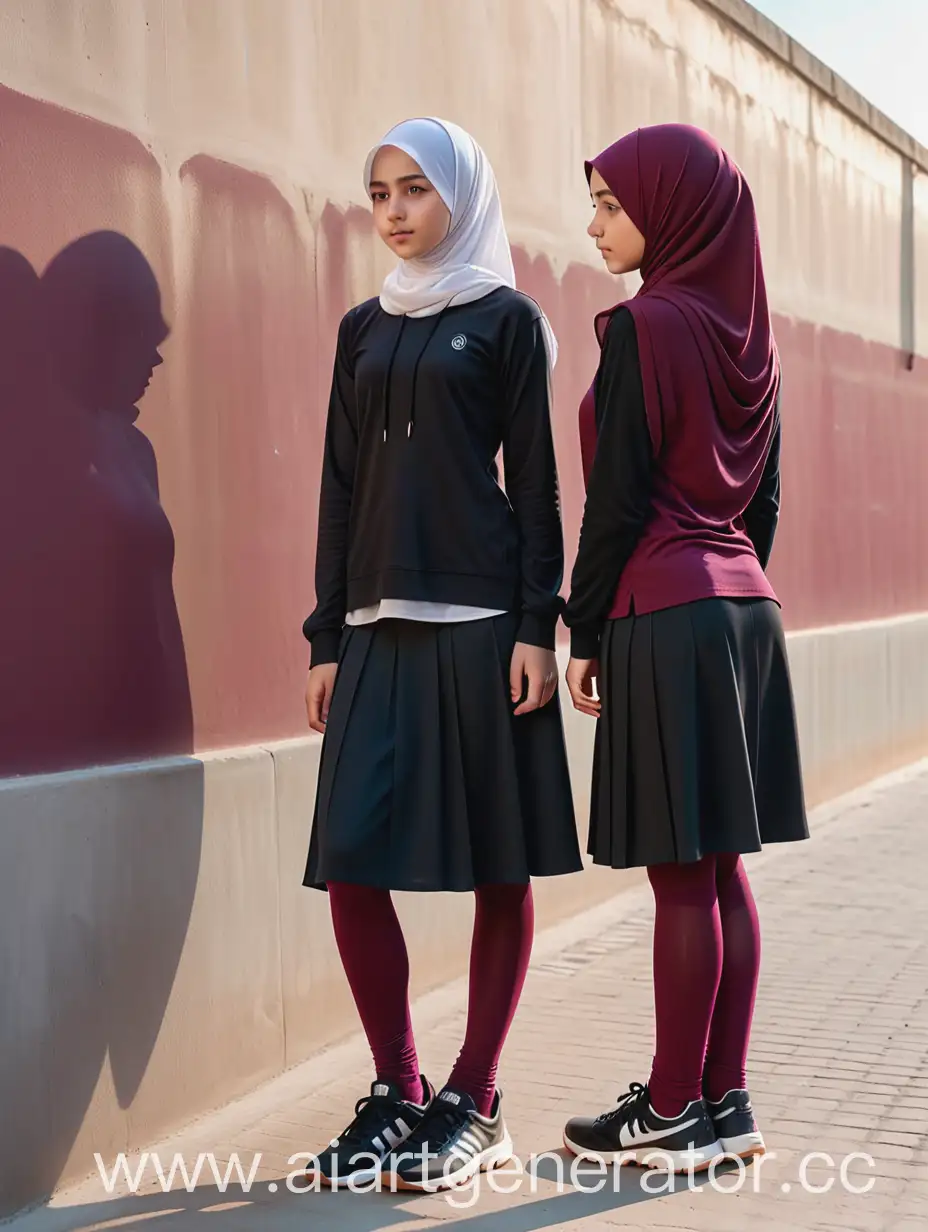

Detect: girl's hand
[510,643,558,716]
[306,663,338,734]
[566,657,600,717]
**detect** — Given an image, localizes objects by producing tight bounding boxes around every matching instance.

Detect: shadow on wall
[0,234,204,1214]
[0,232,193,774]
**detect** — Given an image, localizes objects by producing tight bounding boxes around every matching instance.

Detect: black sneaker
[309,1077,432,1188]
[563,1082,723,1173]
[386,1086,513,1191]
[705,1089,766,1159]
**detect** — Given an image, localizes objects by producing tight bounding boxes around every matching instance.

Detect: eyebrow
[592,188,617,200]
[369,173,431,189]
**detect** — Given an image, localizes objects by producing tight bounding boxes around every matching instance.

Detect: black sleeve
[742,400,781,571]
[500,312,565,651]
[301,313,359,666]
[564,309,653,661]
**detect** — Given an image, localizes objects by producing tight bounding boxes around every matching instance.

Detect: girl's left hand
[510,643,558,716]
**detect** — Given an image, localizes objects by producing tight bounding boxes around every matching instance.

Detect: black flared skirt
[303,614,583,892]
[590,597,809,869]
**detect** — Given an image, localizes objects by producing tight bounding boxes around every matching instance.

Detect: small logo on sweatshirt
[451,334,467,350]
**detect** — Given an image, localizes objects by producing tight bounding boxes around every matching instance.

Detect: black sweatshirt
[303,287,565,664]
[564,308,782,660]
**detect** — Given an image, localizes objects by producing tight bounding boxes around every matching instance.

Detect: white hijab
[364,117,557,368]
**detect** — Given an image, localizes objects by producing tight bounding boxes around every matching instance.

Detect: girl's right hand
[306,663,338,734]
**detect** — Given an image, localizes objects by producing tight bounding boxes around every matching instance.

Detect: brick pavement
[10,762,928,1232]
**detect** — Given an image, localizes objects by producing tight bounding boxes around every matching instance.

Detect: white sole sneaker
[719,1130,766,1159]
[319,1164,382,1190]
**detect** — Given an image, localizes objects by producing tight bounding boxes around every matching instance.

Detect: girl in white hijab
[367,116,558,361]
[301,118,580,1192]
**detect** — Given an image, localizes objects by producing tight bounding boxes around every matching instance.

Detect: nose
[152,350,164,369]
[387,194,406,222]
[588,216,603,239]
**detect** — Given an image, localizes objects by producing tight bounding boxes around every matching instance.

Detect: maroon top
[584,124,780,620]
[578,380,597,486]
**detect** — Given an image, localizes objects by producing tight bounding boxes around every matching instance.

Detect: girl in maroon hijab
[561,124,809,1172]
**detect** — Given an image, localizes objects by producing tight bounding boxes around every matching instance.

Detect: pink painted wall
[0,39,926,775]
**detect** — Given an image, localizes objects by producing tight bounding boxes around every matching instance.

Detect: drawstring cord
[407,311,447,438]
[382,296,459,442]
[382,315,407,442]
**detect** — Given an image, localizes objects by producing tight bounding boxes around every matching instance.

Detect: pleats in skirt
[304,614,583,892]
[589,597,809,869]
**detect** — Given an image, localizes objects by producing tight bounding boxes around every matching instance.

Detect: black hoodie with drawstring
[303,286,565,665]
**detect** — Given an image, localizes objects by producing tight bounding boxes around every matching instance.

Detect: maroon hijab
[587,124,778,479]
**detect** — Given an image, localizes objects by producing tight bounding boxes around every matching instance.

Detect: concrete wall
[1,0,927,1213]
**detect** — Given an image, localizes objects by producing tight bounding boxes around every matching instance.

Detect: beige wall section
[3,615,928,1204]
[0,0,923,350]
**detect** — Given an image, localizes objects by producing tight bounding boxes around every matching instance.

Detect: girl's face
[587,167,646,276]
[369,146,451,260]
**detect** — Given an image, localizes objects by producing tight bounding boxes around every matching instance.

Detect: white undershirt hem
[345,600,506,626]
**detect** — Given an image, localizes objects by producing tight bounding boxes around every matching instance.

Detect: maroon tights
[327,881,534,1117]
[647,854,761,1117]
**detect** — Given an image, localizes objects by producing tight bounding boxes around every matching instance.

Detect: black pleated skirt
[590,597,809,869]
[303,614,583,892]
